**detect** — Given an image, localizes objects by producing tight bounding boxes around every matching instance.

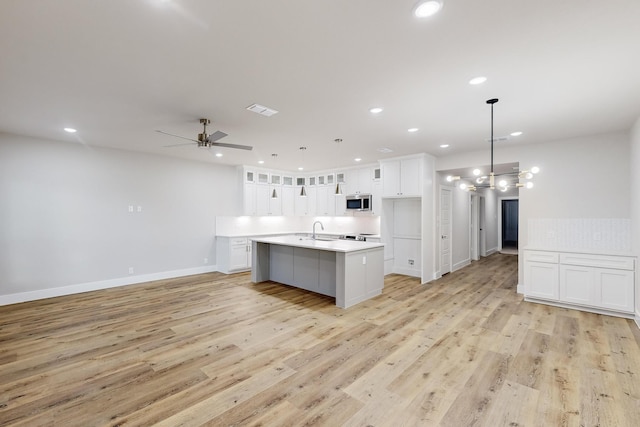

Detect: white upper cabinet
[345,167,373,195]
[381,157,422,197]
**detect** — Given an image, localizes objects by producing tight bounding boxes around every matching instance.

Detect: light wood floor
[1,254,639,426]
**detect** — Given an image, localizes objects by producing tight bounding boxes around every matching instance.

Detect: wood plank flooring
[1,253,639,426]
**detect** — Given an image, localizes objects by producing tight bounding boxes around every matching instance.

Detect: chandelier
[446,98,539,192]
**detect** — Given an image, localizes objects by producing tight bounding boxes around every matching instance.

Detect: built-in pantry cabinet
[240,165,379,217]
[524,249,635,317]
[380,157,421,197]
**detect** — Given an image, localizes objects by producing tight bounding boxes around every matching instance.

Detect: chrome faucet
[312,221,324,240]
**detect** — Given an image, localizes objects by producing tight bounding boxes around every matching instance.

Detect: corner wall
[630,117,640,326]
[0,134,239,304]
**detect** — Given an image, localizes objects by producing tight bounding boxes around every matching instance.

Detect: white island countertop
[251,235,383,253]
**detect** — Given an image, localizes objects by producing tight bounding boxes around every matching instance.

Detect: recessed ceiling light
[414,0,443,18]
[440,144,450,148]
[258,160,265,164]
[469,76,487,85]
[215,153,223,157]
[408,128,419,133]
[298,167,304,171]
[64,127,77,133]
[354,158,362,162]
[510,131,523,136]
[369,107,384,114]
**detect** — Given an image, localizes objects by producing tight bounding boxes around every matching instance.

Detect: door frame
[498,196,519,252]
[439,186,453,276]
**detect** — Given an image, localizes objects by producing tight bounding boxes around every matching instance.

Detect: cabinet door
[596,268,634,313]
[295,191,308,216]
[524,261,559,300]
[281,186,295,216]
[255,184,271,216]
[316,185,328,215]
[243,183,257,215]
[560,265,595,305]
[381,161,401,196]
[230,243,249,270]
[400,158,421,196]
[357,167,373,194]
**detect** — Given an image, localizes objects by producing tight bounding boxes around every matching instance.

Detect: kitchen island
[251,235,384,308]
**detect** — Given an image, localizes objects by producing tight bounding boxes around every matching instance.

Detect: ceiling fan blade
[155,130,199,143]
[207,130,228,142]
[210,141,253,151]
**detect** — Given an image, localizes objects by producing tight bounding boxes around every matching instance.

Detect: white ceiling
[2,0,640,172]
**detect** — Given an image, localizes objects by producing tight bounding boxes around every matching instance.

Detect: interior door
[440,187,452,275]
[501,199,519,249]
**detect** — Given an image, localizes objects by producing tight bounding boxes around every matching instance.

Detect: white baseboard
[392,266,421,278]
[635,310,640,330]
[486,247,498,256]
[516,283,524,294]
[0,265,218,306]
[452,258,471,272]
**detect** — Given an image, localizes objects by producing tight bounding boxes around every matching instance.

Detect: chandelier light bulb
[473,168,481,176]
[459,183,468,191]
[531,166,540,174]
[526,182,534,189]
[498,179,508,187]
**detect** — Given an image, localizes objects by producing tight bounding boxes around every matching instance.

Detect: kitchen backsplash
[528,218,631,253]
[215,215,380,237]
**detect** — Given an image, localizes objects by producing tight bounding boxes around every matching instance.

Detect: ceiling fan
[156,118,253,151]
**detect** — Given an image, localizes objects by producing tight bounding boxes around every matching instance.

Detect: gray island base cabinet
[251,236,384,308]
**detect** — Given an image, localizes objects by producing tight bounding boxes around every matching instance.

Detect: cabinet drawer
[524,251,559,264]
[559,253,634,271]
[230,237,248,246]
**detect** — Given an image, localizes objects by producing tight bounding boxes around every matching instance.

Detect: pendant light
[299,146,307,197]
[445,98,540,191]
[334,138,343,195]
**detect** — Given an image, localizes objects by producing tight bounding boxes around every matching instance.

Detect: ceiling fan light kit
[447,98,540,192]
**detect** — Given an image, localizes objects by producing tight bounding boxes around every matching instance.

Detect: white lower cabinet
[524,249,635,316]
[217,237,252,274]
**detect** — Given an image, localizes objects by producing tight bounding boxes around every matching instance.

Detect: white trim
[517,283,524,294]
[453,258,471,272]
[635,311,640,330]
[525,296,634,319]
[0,265,218,306]
[486,247,499,256]
[393,266,421,278]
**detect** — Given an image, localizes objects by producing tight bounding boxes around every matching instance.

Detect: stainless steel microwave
[346,194,372,211]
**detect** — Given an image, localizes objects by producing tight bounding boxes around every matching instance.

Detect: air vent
[246,103,279,117]
[377,147,394,153]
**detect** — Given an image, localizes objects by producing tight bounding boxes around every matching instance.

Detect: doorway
[500,199,519,252]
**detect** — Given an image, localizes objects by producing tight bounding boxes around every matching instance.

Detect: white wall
[0,134,238,303]
[630,117,640,325]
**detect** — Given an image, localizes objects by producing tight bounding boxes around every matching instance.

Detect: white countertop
[252,235,384,253]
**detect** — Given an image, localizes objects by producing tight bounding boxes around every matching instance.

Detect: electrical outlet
[128,205,134,213]
[204,258,208,264]
[408,259,414,266]
[128,267,134,274]
[137,206,142,212]
[362,256,366,265]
